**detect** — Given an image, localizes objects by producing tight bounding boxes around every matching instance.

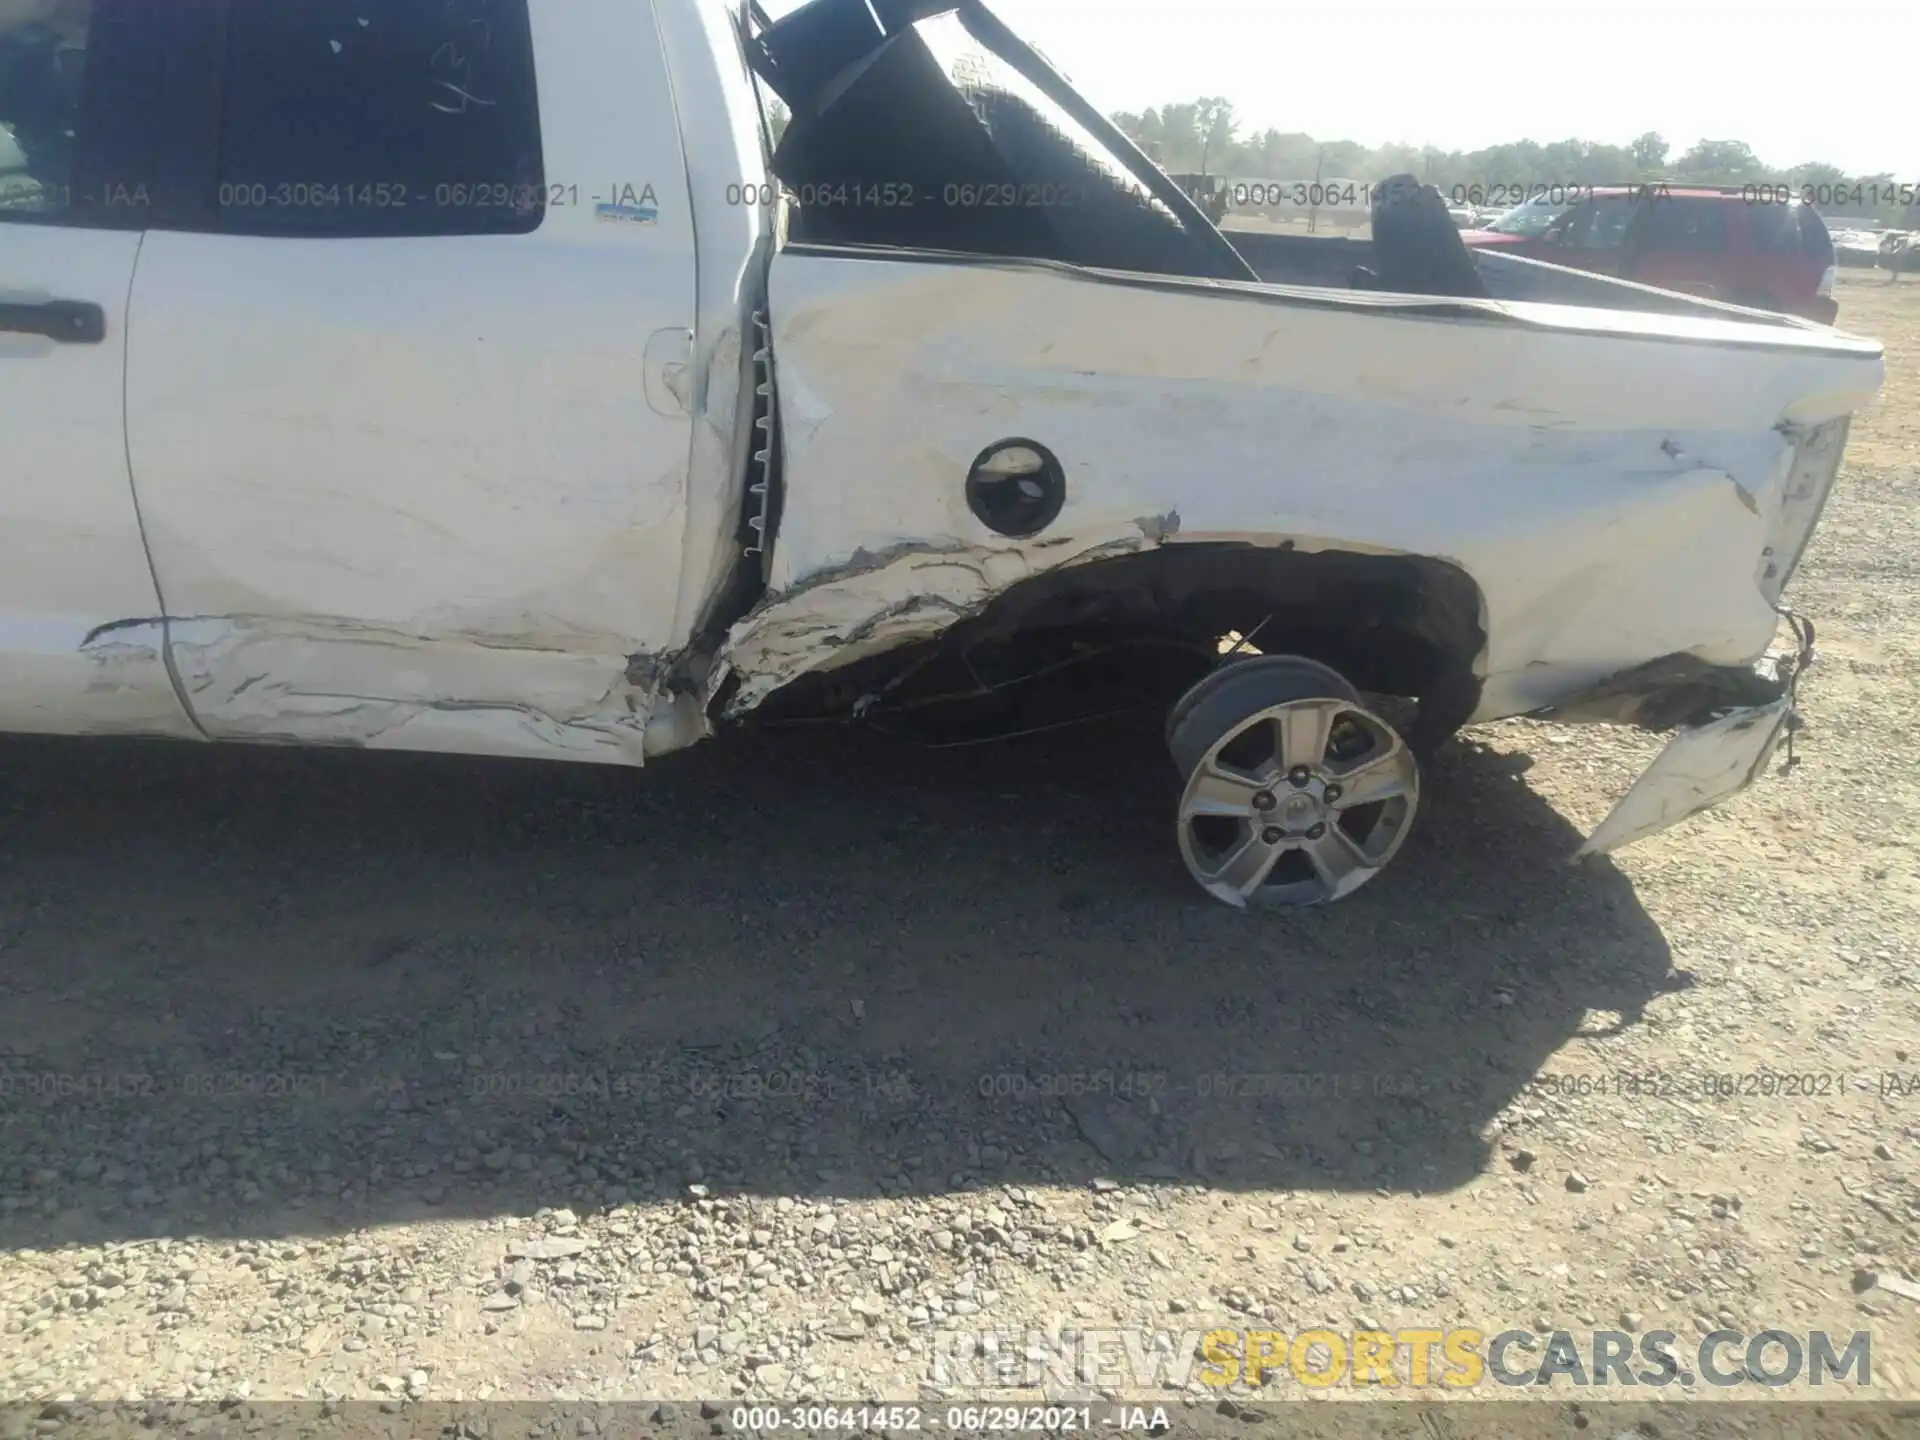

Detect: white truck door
[0,0,195,738]
[125,0,700,764]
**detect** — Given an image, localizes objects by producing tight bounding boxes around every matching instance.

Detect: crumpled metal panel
[1577,695,1794,857]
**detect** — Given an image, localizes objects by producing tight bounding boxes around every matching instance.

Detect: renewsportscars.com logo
[928,1326,1874,1391]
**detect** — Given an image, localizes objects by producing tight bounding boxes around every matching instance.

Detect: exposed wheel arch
[742,541,1489,753]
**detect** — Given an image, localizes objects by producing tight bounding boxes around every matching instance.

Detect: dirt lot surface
[1,274,1917,1434]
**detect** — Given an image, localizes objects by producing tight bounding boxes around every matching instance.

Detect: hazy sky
[762,0,1917,177]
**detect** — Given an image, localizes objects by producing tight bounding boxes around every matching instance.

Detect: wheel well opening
[747,543,1488,746]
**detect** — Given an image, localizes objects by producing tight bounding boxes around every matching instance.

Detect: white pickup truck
[0,0,1886,907]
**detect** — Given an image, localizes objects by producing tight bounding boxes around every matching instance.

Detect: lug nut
[1324,784,1343,803]
[1305,822,1327,840]
[1252,791,1277,812]
[1288,766,1311,787]
[1260,827,1284,845]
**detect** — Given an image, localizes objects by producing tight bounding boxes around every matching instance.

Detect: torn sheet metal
[713,245,1877,720]
[165,616,697,765]
[1577,695,1794,857]
[1534,651,1788,732]
[0,616,202,740]
[1757,415,1850,603]
[712,524,1169,717]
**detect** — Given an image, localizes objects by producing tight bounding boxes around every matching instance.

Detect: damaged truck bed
[711,0,1882,901]
[0,0,1885,908]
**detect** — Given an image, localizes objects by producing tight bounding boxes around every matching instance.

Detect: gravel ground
[1,273,1916,1426]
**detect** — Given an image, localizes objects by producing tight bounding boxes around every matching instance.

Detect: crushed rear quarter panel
[716,251,1882,718]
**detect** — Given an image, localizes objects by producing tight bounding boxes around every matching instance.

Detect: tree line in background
[759,91,1915,226]
[1109,98,1920,225]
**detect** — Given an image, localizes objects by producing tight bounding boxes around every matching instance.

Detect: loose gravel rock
[0,273,1916,1411]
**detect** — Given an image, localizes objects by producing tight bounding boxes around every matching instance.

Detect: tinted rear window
[1751,199,1833,258]
[1641,196,1726,251]
[1796,202,1835,259]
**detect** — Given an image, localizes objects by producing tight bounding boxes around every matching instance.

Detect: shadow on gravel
[0,718,1680,1248]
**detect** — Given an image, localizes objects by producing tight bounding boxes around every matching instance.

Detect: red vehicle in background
[1460,185,1840,323]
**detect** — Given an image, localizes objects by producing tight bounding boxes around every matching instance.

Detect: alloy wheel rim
[1176,697,1419,907]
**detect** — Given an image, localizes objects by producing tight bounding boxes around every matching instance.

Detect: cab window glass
[215,0,545,236]
[0,0,90,217]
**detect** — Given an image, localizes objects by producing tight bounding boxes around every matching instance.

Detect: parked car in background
[1880,232,1920,279]
[1462,186,1839,323]
[1831,224,1889,268]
